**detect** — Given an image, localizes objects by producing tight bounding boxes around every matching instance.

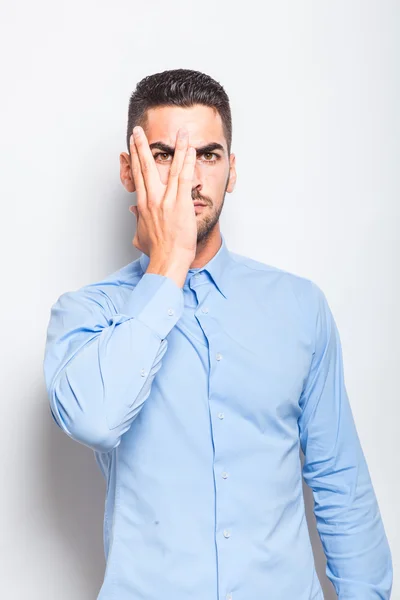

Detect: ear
[226,153,237,193]
[120,152,136,193]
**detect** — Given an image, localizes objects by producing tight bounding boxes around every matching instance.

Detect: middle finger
[164,127,190,206]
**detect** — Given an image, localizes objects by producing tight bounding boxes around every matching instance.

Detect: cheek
[206,173,228,194]
[198,164,226,185]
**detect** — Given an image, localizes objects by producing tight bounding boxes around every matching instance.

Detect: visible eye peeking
[153,151,220,165]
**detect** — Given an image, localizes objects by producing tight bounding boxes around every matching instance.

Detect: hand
[128,125,197,283]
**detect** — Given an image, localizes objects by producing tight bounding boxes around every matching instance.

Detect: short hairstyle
[126,68,232,156]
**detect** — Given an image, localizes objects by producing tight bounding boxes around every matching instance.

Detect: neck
[190,227,222,269]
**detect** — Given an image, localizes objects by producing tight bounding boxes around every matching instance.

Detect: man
[43,68,392,599]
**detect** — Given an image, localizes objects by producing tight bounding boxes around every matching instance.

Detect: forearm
[49,317,167,452]
[305,438,392,599]
[44,272,183,453]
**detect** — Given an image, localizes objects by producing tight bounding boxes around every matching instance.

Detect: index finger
[176,146,196,204]
[132,126,160,197]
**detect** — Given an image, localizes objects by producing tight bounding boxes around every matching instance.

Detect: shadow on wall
[301,449,338,600]
[40,400,106,598]
[40,396,337,599]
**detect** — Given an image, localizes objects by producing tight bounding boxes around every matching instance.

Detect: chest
[159,285,312,434]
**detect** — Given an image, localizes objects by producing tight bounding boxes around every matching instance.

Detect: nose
[191,161,202,190]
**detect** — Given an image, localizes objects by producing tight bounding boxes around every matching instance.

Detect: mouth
[193,202,207,207]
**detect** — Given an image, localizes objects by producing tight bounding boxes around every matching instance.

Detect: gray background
[0,1,398,598]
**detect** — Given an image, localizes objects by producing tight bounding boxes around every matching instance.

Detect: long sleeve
[298,282,392,599]
[43,272,184,453]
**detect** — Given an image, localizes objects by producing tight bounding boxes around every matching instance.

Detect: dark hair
[126,68,232,156]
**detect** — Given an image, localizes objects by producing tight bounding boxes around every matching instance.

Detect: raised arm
[43,123,199,454]
[43,273,183,453]
[298,282,392,599]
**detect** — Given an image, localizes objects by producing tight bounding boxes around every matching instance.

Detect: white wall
[0,1,398,598]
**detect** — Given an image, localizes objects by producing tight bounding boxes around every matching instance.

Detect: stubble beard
[196,199,225,244]
[194,176,229,244]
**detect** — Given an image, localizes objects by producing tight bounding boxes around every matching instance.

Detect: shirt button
[167,308,174,316]
[218,412,225,419]
[226,595,233,600]
[216,352,223,361]
[223,529,231,538]
[221,472,229,479]
[201,306,209,313]
[194,272,200,278]
[140,368,147,377]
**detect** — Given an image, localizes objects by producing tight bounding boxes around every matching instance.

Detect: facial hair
[192,174,230,244]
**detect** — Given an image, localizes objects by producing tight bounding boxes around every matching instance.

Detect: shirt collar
[139,232,231,299]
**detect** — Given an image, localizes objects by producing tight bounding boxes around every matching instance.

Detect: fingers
[164,127,190,205]
[131,126,160,199]
[129,205,138,218]
[129,134,147,211]
[130,125,195,216]
[176,146,196,204]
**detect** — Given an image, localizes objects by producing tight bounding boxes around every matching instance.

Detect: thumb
[129,205,138,218]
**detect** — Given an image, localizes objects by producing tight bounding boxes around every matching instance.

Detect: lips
[193,202,207,207]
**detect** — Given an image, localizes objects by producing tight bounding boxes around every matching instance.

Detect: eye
[153,152,172,163]
[153,151,220,164]
[201,152,219,164]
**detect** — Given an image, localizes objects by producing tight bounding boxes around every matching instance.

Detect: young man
[43,68,392,600]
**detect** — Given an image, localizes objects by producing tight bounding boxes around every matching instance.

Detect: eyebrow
[149,141,226,155]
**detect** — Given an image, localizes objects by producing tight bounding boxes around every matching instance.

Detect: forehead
[143,104,226,149]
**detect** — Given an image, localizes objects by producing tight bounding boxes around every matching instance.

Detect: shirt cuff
[121,272,184,340]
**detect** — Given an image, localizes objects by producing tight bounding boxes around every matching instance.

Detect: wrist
[146,256,191,289]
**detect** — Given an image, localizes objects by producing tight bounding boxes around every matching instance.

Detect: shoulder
[227,249,332,342]
[228,249,325,308]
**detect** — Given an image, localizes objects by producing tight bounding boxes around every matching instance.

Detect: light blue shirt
[43,232,392,599]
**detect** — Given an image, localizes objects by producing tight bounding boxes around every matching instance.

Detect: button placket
[206,328,232,594]
[213,346,232,554]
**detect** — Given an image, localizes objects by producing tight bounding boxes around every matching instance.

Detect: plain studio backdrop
[0,1,398,598]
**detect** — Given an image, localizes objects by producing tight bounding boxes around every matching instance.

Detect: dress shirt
[43,232,392,600]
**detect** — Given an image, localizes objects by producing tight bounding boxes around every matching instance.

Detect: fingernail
[133,126,141,137]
